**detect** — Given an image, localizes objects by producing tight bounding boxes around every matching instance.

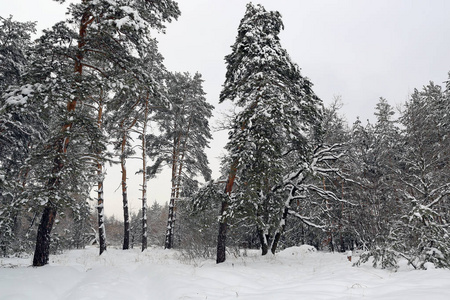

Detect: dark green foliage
[218,3,324,261]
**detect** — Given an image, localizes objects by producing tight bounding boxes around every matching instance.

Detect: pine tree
[355,83,450,270]
[25,0,180,266]
[396,83,450,269]
[146,71,213,249]
[107,78,141,250]
[217,3,322,262]
[0,16,39,255]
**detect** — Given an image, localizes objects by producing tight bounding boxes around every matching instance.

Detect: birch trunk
[96,97,106,255]
[97,162,107,254]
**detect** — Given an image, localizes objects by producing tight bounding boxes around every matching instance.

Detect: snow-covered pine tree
[396,82,450,269]
[106,36,170,251]
[356,83,450,270]
[106,70,143,250]
[217,3,323,262]
[0,16,36,92]
[146,71,213,249]
[107,92,139,250]
[0,16,40,255]
[349,99,406,268]
[25,0,180,266]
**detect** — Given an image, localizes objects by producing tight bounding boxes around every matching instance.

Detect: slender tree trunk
[141,98,149,251]
[258,190,271,256]
[164,145,178,249]
[97,163,107,254]
[96,97,106,255]
[165,188,176,249]
[119,113,138,250]
[216,200,228,264]
[165,118,192,249]
[270,175,303,255]
[121,127,130,250]
[32,7,95,267]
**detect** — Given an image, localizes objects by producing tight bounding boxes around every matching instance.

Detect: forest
[0,1,449,272]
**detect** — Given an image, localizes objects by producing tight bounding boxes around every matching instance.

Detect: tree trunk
[165,189,176,249]
[32,204,57,266]
[122,191,130,250]
[121,128,130,250]
[97,163,107,255]
[164,145,178,249]
[141,98,149,251]
[96,97,106,255]
[216,212,228,264]
[258,228,269,256]
[270,205,288,254]
[216,163,237,264]
[119,112,138,250]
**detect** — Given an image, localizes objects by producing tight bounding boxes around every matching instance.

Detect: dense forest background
[0,1,448,270]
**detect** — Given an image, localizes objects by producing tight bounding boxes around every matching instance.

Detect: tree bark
[258,228,269,256]
[32,204,57,266]
[216,163,237,264]
[122,192,130,250]
[164,144,178,249]
[216,210,228,264]
[119,112,138,250]
[121,127,130,250]
[97,163,107,255]
[96,97,106,255]
[270,205,288,254]
[141,98,149,251]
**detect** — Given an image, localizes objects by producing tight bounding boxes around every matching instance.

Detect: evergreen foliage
[0,1,449,271]
[217,3,324,261]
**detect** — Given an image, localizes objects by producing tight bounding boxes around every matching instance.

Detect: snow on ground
[1,245,449,300]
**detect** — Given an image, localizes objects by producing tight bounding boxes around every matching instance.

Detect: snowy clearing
[1,246,449,300]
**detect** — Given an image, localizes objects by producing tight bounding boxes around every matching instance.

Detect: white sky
[3,0,450,219]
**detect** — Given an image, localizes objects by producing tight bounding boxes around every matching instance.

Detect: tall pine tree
[217,3,323,262]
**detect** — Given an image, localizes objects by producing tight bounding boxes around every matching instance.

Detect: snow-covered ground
[1,245,449,300]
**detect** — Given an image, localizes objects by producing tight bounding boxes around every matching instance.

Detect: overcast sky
[4,0,450,219]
